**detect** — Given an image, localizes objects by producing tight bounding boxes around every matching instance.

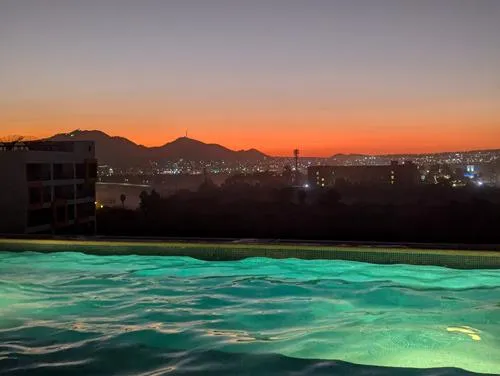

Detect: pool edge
[1,237,499,269]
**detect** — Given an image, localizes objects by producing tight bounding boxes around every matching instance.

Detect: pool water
[0,252,499,375]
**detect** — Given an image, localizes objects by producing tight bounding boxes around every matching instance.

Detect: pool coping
[2,234,500,250]
[1,237,499,269]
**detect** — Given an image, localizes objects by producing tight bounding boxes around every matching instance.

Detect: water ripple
[0,252,499,375]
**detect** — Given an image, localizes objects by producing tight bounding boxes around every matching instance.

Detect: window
[76,183,95,198]
[68,205,75,220]
[27,208,51,227]
[76,163,86,179]
[43,186,51,203]
[53,164,74,180]
[56,206,66,223]
[54,185,74,200]
[76,184,85,198]
[26,163,51,181]
[29,187,41,205]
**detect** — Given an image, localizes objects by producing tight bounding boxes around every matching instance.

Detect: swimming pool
[0,252,499,375]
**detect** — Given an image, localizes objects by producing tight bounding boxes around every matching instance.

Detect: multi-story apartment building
[0,141,97,234]
[308,161,420,188]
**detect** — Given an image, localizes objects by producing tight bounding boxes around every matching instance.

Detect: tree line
[97,183,500,244]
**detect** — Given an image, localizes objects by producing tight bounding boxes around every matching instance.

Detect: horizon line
[1,129,500,158]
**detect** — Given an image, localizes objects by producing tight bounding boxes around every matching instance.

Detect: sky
[1,0,499,156]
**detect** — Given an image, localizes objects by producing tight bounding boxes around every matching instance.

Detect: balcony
[26,163,51,181]
[76,183,96,199]
[54,185,75,201]
[53,163,74,180]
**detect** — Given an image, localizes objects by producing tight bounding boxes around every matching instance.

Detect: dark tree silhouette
[97,184,500,244]
[298,189,307,205]
[120,193,126,208]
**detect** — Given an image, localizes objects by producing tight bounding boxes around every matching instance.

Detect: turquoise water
[0,252,499,375]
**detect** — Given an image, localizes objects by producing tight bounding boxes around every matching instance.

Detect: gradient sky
[1,0,499,156]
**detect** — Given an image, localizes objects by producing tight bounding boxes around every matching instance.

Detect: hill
[150,137,267,162]
[48,130,268,166]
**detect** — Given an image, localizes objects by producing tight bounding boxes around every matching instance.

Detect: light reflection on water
[0,252,499,375]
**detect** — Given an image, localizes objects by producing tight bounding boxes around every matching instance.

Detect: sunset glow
[1,1,499,156]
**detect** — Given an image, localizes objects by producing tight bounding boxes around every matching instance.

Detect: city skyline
[1,1,500,156]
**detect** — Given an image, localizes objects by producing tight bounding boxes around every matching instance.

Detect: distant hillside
[331,153,368,158]
[331,150,500,159]
[150,137,267,162]
[48,130,268,166]
[48,130,149,167]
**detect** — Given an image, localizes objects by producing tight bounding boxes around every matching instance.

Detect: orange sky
[2,95,499,156]
[1,1,500,156]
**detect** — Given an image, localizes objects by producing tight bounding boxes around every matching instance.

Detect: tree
[139,190,161,215]
[139,191,149,213]
[275,187,295,204]
[318,188,341,207]
[120,193,126,208]
[150,189,160,201]
[298,189,307,205]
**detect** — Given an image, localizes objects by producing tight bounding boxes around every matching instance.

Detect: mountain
[331,149,500,159]
[330,153,368,162]
[150,137,268,162]
[48,130,150,167]
[331,153,367,158]
[47,130,268,166]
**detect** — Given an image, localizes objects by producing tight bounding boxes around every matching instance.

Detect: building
[308,161,420,188]
[470,161,500,187]
[224,171,289,188]
[0,141,97,234]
